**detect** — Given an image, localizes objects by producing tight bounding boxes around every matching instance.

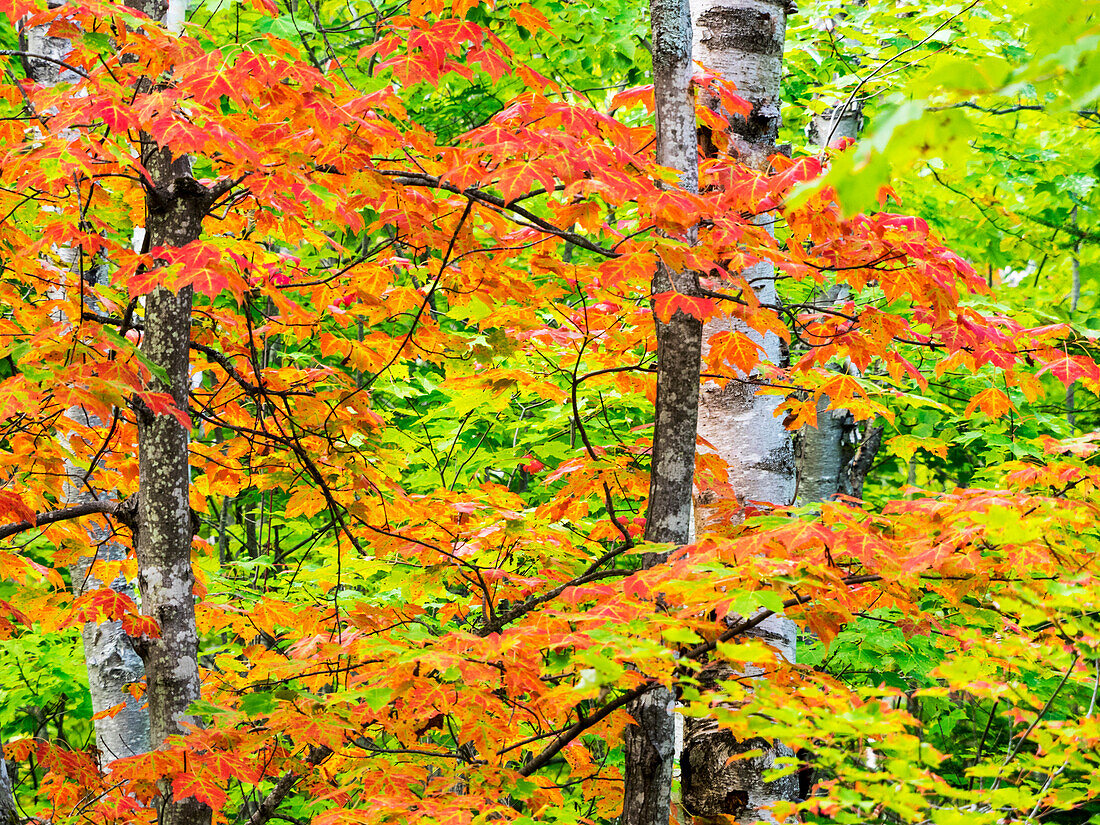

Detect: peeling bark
[684,0,802,821]
[20,7,153,773]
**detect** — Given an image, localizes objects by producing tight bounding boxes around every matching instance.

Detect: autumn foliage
[0,0,1097,823]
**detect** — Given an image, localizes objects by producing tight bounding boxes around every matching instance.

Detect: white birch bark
[20,7,153,771]
[798,101,862,507]
[683,1,801,820]
[0,760,13,825]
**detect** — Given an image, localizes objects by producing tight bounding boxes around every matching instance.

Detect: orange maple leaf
[964,387,1014,419]
[653,291,719,324]
[173,770,227,810]
[706,330,765,375]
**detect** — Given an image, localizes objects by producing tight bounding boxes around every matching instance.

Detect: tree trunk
[799,96,865,507]
[620,0,701,820]
[20,6,153,771]
[133,163,209,825]
[682,1,801,821]
[799,86,887,505]
[0,759,13,825]
[125,2,211,823]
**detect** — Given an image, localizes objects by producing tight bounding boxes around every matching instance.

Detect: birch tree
[681,0,801,819]
[19,8,152,769]
[798,93,884,506]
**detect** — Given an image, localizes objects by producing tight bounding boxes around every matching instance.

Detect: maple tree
[0,0,1096,824]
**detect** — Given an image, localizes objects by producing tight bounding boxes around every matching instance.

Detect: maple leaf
[137,391,192,429]
[1039,351,1100,389]
[173,770,227,810]
[0,491,35,525]
[653,291,719,324]
[121,613,161,639]
[509,3,553,33]
[610,84,654,112]
[244,0,277,14]
[496,157,556,203]
[92,701,129,721]
[964,387,1014,419]
[705,330,765,375]
[75,588,138,623]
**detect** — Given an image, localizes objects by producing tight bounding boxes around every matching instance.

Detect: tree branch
[0,500,123,541]
[244,746,332,825]
[381,171,618,259]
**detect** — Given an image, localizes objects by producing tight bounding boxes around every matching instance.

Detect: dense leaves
[0,0,1096,823]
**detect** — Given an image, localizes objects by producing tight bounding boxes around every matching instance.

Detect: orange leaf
[173,770,227,810]
[610,84,654,112]
[452,0,480,17]
[706,330,765,375]
[653,291,719,324]
[509,3,553,33]
[964,387,1013,419]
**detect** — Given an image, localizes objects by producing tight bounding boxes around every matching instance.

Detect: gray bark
[797,394,849,505]
[68,431,152,767]
[20,7,153,772]
[684,0,802,821]
[124,0,210,822]
[0,759,14,825]
[621,0,701,819]
[798,68,888,505]
[134,164,210,825]
[806,97,863,149]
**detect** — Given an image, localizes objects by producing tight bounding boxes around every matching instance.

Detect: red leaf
[1038,351,1100,388]
[173,770,227,810]
[121,613,161,639]
[653,291,719,323]
[0,491,35,525]
[138,391,192,429]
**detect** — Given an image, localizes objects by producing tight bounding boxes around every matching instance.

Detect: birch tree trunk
[0,760,13,825]
[682,1,801,820]
[620,0,701,820]
[20,6,152,771]
[798,97,866,507]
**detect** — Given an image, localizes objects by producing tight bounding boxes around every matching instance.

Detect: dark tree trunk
[134,149,211,825]
[125,1,212,820]
[620,0,702,820]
